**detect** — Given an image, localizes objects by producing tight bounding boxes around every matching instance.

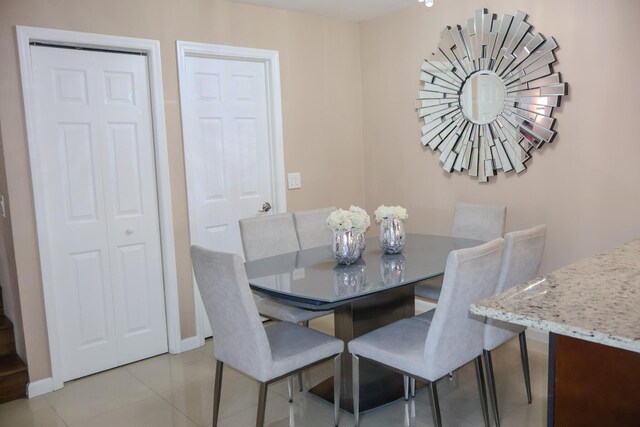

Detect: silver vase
[357,232,367,252]
[332,230,363,265]
[379,217,406,254]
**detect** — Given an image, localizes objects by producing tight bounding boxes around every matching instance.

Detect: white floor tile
[0,335,549,427]
[67,396,198,427]
[126,349,217,394]
[0,396,66,427]
[44,368,156,425]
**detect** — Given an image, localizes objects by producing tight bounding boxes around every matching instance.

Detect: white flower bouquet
[374,205,409,222]
[348,205,371,233]
[326,206,371,233]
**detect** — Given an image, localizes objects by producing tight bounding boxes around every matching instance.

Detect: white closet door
[30,45,168,381]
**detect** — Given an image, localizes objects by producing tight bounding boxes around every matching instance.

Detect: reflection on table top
[245,234,482,310]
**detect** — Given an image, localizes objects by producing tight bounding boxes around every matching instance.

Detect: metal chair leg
[352,354,360,427]
[256,381,268,427]
[212,361,224,427]
[428,381,442,427]
[404,375,410,401]
[298,320,309,392]
[287,376,293,402]
[334,354,341,426]
[403,376,416,401]
[475,355,491,427]
[484,349,500,427]
[519,331,533,404]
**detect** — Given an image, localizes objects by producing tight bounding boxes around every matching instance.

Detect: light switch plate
[287,172,302,189]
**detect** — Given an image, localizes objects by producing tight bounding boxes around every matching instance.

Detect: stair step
[0,316,12,329]
[0,354,28,404]
[0,354,27,378]
[0,316,15,357]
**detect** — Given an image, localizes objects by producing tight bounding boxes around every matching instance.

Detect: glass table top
[245,233,482,309]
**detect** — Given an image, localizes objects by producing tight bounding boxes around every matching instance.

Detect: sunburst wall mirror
[415,9,567,182]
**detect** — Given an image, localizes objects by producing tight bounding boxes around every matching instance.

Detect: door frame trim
[16,26,181,390]
[176,41,287,346]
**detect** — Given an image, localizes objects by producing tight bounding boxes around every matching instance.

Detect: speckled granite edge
[470,302,639,353]
[470,239,640,354]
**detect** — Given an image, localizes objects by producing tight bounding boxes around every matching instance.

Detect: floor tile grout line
[44,370,158,426]
[62,395,180,427]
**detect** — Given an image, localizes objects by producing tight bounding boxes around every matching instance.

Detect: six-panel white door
[30,45,168,381]
[181,55,276,337]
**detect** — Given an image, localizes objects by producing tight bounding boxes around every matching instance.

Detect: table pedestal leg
[309,285,415,412]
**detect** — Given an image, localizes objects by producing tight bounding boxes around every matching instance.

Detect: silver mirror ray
[415,9,567,182]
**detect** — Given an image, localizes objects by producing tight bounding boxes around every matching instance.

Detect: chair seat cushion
[254,295,332,323]
[348,317,433,380]
[414,276,443,301]
[264,321,344,381]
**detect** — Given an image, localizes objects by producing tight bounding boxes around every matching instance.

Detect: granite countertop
[471,239,640,353]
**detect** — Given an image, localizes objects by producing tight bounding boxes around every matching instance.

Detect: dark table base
[310,285,415,412]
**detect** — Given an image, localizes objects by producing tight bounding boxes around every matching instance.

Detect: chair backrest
[423,238,504,380]
[451,202,506,242]
[484,225,547,350]
[190,246,272,379]
[293,207,336,249]
[239,213,300,261]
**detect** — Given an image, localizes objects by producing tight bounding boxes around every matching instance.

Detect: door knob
[258,202,272,213]
[126,228,134,235]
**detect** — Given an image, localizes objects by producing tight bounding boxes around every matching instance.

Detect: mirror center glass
[460,71,506,125]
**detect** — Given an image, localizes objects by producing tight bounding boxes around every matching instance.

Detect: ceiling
[227,0,420,22]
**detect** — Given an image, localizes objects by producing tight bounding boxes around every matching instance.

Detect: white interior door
[180,51,282,337]
[30,45,168,381]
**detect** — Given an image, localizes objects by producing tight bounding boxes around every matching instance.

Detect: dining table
[245,233,482,412]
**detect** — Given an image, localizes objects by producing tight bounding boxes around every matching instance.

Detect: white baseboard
[28,377,54,398]
[180,335,204,353]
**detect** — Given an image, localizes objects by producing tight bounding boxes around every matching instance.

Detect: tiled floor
[0,315,548,426]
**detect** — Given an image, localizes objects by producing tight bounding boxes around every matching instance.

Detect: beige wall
[361,0,640,273]
[0,0,364,381]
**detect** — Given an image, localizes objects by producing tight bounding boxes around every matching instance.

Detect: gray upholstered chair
[483,225,547,427]
[239,213,332,324]
[240,213,301,261]
[451,202,507,242]
[239,213,333,393]
[415,202,506,301]
[348,238,505,427]
[190,246,343,427]
[293,207,336,249]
